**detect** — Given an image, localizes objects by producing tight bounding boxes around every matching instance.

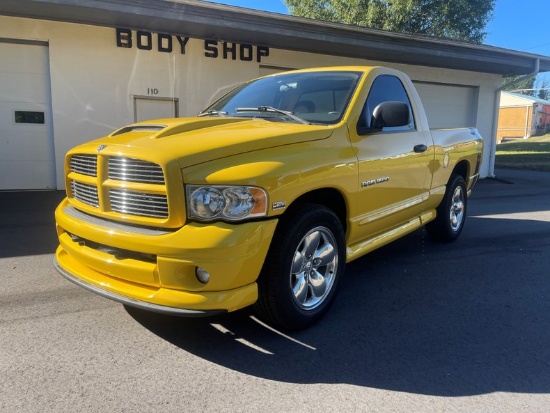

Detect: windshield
[202,71,362,125]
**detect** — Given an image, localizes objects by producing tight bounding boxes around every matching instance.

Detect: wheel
[254,203,346,330]
[426,174,467,242]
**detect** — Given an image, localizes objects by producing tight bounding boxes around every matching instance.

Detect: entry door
[134,96,178,122]
[0,42,55,190]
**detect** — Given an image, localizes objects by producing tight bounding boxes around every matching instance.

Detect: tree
[284,0,495,43]
[501,75,550,101]
[535,78,550,101]
[501,75,536,96]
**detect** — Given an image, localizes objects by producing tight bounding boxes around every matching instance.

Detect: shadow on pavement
[0,191,65,258]
[127,170,550,397]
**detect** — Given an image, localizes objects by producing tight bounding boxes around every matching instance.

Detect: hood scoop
[111,125,166,136]
[109,118,252,140]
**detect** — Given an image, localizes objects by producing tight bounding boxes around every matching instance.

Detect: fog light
[195,267,210,284]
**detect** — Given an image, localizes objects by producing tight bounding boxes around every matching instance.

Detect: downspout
[489,58,540,177]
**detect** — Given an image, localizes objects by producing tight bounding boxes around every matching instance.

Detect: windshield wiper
[198,110,228,117]
[236,106,310,124]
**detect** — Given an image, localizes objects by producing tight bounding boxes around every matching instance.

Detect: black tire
[426,174,467,242]
[254,203,346,330]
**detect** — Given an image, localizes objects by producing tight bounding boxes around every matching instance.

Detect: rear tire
[426,174,467,242]
[254,204,345,330]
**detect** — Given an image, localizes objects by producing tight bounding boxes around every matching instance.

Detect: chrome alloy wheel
[290,226,338,310]
[450,185,465,232]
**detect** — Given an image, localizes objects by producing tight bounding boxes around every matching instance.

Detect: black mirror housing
[357,101,411,135]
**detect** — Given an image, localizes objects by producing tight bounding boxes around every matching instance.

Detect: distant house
[497,91,550,142]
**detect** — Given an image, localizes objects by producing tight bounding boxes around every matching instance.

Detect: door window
[359,75,416,132]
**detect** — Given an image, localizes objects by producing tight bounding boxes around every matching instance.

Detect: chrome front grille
[70,155,97,176]
[68,154,169,221]
[71,181,99,207]
[108,157,165,184]
[110,189,168,218]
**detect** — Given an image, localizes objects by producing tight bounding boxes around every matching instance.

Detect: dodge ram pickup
[54,66,483,330]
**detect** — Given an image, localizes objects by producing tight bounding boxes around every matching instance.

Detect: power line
[509,88,550,93]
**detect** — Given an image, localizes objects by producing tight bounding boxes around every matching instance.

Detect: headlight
[186,185,268,221]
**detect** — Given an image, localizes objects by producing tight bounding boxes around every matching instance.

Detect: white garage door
[413,82,478,129]
[0,41,55,190]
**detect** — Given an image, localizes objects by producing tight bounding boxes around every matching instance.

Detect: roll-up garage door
[413,82,478,129]
[0,41,55,190]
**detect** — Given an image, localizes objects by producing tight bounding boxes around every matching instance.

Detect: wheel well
[452,160,469,182]
[285,189,348,233]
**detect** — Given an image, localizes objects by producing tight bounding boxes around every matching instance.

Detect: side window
[359,75,416,132]
[296,89,352,114]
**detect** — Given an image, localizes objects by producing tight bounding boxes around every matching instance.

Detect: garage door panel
[413,82,477,129]
[0,160,56,190]
[0,102,49,124]
[0,43,48,74]
[0,132,52,160]
[0,72,50,102]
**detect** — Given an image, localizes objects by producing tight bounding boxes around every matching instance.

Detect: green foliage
[501,76,550,100]
[284,0,495,43]
[501,75,536,96]
[536,79,550,101]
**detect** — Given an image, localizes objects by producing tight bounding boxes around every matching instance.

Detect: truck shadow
[0,190,65,258]
[127,193,550,397]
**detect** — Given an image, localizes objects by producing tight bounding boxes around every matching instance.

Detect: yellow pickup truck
[55,66,482,330]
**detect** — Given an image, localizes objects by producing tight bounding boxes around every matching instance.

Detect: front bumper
[54,198,278,314]
[54,257,226,316]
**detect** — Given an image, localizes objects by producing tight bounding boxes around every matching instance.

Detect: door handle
[414,144,428,153]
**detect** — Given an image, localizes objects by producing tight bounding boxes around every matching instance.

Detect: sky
[207,0,550,85]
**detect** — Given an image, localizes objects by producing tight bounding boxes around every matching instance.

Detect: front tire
[255,204,346,330]
[426,174,467,242]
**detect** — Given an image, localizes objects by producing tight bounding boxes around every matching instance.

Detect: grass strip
[495,134,550,171]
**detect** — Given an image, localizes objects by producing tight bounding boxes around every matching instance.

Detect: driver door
[350,74,432,242]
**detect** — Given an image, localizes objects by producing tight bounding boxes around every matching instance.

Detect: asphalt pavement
[1,169,549,412]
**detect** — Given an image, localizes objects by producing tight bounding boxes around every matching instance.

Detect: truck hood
[79,117,334,167]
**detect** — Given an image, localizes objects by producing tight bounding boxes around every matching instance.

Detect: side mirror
[357,101,411,135]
